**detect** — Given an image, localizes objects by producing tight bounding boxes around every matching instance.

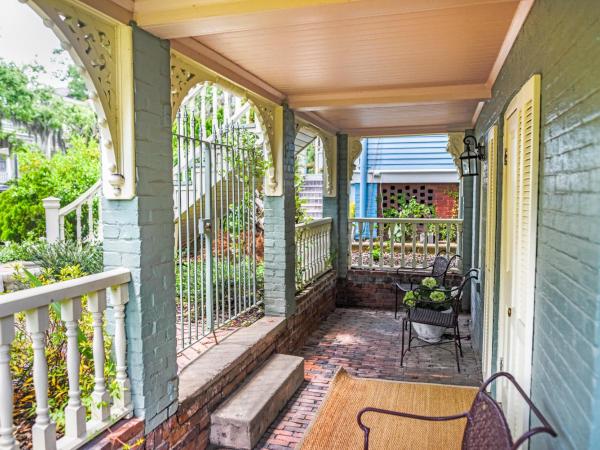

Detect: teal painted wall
[474,1,600,448]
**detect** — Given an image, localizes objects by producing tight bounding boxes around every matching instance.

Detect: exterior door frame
[482,124,498,380]
[497,74,541,435]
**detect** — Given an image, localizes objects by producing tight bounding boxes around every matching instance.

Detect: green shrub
[0,138,100,242]
[0,239,102,274]
[0,240,35,263]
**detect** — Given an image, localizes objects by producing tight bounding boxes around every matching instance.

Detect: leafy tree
[66,65,88,101]
[0,136,100,242]
[0,60,97,153]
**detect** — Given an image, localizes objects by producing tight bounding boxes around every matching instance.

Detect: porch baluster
[379,222,384,269]
[390,223,396,269]
[423,223,429,268]
[411,224,417,269]
[368,222,374,268]
[358,221,363,268]
[88,290,110,423]
[434,223,440,256]
[0,316,16,450]
[400,223,405,268]
[111,284,131,412]
[87,198,94,241]
[25,306,56,450]
[76,206,82,242]
[61,297,86,439]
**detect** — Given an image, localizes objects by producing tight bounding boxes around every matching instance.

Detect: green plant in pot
[403,277,453,343]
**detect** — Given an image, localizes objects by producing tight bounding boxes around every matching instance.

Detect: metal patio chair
[357,371,557,450]
[393,251,461,319]
[400,269,478,372]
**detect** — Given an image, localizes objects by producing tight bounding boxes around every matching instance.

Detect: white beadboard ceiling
[97,0,534,135]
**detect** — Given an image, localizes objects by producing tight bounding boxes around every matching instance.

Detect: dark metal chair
[400,269,478,372]
[357,371,557,450]
[393,251,461,319]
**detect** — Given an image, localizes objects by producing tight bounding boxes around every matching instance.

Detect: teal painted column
[323,134,350,278]
[263,106,296,316]
[102,26,177,431]
[337,134,350,278]
[460,176,474,310]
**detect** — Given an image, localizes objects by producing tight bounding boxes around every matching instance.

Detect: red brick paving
[255,307,482,449]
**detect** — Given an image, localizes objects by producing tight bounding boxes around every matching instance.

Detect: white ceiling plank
[134,0,518,39]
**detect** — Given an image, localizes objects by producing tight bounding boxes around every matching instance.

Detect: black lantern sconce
[459,135,485,177]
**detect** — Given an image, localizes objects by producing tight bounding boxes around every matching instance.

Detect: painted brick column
[263,106,296,316]
[460,176,474,310]
[102,26,177,431]
[325,134,350,278]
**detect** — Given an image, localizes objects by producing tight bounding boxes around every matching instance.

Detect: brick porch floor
[255,307,482,450]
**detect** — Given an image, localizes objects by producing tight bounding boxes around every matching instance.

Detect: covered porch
[257,308,481,449]
[1,0,599,449]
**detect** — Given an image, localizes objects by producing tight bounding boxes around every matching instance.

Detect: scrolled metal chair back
[463,372,557,449]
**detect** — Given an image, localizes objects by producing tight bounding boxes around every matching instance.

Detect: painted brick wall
[474,1,600,448]
[102,26,178,431]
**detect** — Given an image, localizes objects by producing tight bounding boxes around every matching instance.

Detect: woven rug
[299,368,478,450]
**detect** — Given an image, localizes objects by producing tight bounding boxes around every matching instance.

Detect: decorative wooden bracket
[447,132,466,171]
[26,0,136,199]
[348,136,363,180]
[170,50,283,195]
[295,119,337,197]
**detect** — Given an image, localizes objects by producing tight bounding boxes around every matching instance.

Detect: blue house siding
[361,135,454,171]
[474,1,600,448]
[352,183,378,219]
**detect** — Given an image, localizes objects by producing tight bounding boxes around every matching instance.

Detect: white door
[497,74,541,437]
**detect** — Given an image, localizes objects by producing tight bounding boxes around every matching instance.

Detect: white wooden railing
[0,268,132,450]
[43,181,102,243]
[295,218,332,291]
[349,218,463,270]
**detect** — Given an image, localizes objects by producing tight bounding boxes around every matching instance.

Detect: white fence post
[42,197,61,243]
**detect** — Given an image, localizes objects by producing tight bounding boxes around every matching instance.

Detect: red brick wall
[87,272,337,450]
[337,269,462,310]
[379,183,458,218]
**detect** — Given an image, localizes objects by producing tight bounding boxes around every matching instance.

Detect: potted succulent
[403,277,453,343]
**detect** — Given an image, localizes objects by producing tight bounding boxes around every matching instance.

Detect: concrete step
[210,354,304,449]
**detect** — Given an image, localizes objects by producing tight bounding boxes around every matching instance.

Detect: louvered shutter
[510,74,541,355]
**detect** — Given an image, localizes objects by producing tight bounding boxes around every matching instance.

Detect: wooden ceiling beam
[288,84,491,111]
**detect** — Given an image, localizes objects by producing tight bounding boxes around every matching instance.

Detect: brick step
[210,353,304,449]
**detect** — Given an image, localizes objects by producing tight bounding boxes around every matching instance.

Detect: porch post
[263,105,297,316]
[460,175,475,310]
[323,133,350,278]
[102,25,178,431]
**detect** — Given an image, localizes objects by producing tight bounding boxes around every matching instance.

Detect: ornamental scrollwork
[348,137,363,179]
[295,120,337,197]
[26,0,135,199]
[170,49,281,194]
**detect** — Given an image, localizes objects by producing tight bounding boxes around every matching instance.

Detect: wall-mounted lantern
[459,135,485,177]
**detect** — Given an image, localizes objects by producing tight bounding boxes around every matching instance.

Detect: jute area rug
[299,368,478,450]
